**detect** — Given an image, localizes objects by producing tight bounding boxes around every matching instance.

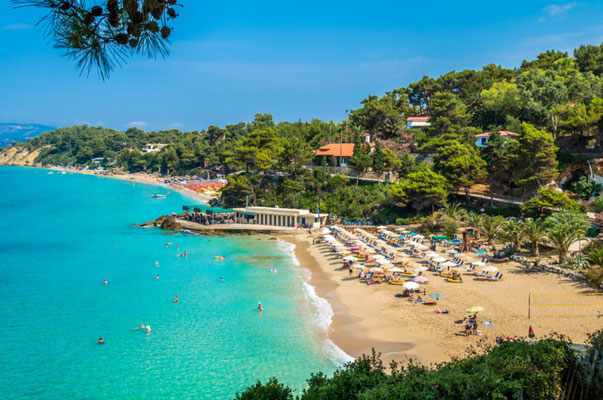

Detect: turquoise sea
[0,167,346,399]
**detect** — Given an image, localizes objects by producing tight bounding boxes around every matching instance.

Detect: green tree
[482,132,516,203]
[347,131,371,187]
[522,218,548,257]
[433,141,487,204]
[521,187,581,215]
[570,176,602,200]
[15,0,180,79]
[515,123,558,191]
[574,43,603,75]
[545,212,588,264]
[371,140,387,176]
[478,215,505,245]
[234,377,293,400]
[390,167,449,212]
[502,220,524,252]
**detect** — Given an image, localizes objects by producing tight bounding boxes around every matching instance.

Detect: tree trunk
[559,250,567,265]
[464,187,471,205]
[531,242,540,257]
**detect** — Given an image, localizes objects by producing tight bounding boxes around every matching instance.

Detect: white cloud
[125,121,150,128]
[1,23,31,30]
[543,2,581,16]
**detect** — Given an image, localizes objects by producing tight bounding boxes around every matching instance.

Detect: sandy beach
[279,233,603,366]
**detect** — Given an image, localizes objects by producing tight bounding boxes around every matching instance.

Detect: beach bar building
[234,206,328,228]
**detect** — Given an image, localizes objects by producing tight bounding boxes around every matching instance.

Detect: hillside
[0,123,55,147]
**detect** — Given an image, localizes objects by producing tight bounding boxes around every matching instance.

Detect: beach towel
[483,321,493,326]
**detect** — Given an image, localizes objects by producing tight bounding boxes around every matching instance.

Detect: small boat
[151,194,166,198]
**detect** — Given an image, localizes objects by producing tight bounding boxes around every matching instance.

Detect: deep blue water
[0,167,342,399]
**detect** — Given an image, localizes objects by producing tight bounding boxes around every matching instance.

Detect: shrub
[234,377,294,400]
[591,196,603,213]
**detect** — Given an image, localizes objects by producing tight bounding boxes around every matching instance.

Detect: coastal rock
[160,217,182,231]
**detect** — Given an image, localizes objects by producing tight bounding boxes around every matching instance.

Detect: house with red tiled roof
[315,143,375,167]
[406,116,431,129]
[475,131,519,147]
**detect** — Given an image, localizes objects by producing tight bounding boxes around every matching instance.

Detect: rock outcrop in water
[138,215,183,231]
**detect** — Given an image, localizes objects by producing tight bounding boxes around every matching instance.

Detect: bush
[234,377,294,400]
[591,196,603,213]
[584,265,603,288]
[236,337,585,400]
[484,205,522,218]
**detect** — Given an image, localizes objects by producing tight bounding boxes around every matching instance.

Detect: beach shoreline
[278,232,603,367]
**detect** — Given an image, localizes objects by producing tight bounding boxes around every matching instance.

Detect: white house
[474,131,519,147]
[406,116,431,129]
[234,206,328,229]
[142,143,167,153]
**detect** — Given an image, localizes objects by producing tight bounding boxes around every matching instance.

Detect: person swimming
[156,274,159,279]
[258,302,263,312]
[155,261,159,267]
[177,245,180,250]
[219,277,224,282]
[98,337,104,344]
[146,325,151,334]
[270,268,277,272]
[174,295,179,303]
[134,322,146,330]
[103,279,107,285]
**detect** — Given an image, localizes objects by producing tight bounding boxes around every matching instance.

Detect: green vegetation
[235,332,602,400]
[4,43,603,223]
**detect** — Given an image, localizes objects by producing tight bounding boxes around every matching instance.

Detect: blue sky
[0,1,601,131]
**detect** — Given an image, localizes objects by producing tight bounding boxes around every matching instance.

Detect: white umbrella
[343,256,358,261]
[482,266,499,272]
[331,242,344,247]
[414,266,428,273]
[414,243,428,250]
[402,282,420,290]
[440,261,457,267]
[377,226,387,230]
[388,267,404,273]
[375,258,390,265]
[472,261,486,266]
[414,234,425,239]
[425,252,439,258]
[372,255,386,259]
[433,257,447,263]
[369,267,384,273]
[353,264,365,269]
[381,263,395,269]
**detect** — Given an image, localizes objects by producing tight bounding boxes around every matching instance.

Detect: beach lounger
[487,273,503,281]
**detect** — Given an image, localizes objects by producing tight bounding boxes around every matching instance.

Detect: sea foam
[277,238,354,366]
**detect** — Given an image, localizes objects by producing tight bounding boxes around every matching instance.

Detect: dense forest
[4,43,603,222]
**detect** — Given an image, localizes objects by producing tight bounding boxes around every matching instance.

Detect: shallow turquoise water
[0,167,341,399]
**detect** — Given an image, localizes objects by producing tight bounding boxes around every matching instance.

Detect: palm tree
[522,218,548,257]
[478,215,505,245]
[440,203,468,223]
[547,230,577,265]
[584,242,603,267]
[503,221,524,252]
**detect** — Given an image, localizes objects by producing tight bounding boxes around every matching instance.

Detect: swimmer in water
[155,261,159,267]
[258,302,263,312]
[156,274,159,279]
[184,251,187,257]
[177,245,180,250]
[174,295,179,303]
[103,279,107,285]
[165,244,168,248]
[146,325,151,334]
[219,277,224,282]
[134,322,146,330]
[98,337,104,344]
[270,268,276,272]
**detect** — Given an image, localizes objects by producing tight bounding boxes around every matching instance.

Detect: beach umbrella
[482,266,499,272]
[414,243,428,250]
[425,252,439,257]
[388,267,404,273]
[413,276,429,283]
[369,267,383,273]
[375,258,390,265]
[433,257,447,263]
[372,255,386,259]
[471,261,486,266]
[331,242,344,247]
[353,264,365,269]
[402,282,420,290]
[407,232,418,236]
[343,256,358,261]
[450,238,462,243]
[474,250,488,255]
[429,292,444,300]
[466,306,485,313]
[440,261,457,267]
[381,263,395,269]
[414,266,428,273]
[414,234,425,239]
[377,226,387,230]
